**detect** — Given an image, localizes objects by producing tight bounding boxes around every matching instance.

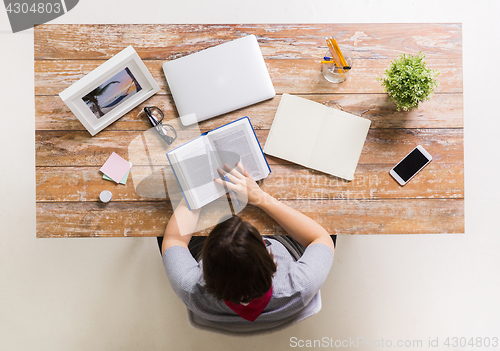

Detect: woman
[161,163,334,327]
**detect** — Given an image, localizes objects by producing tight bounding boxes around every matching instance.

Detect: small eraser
[99,190,112,203]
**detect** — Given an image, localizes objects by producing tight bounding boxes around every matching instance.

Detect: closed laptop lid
[162,35,275,126]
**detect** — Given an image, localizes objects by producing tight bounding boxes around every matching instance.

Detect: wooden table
[35,24,464,238]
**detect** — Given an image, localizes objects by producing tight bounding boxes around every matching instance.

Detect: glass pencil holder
[321,48,353,83]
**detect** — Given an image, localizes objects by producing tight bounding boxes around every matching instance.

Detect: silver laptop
[162,35,275,126]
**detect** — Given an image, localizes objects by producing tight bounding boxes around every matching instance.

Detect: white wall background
[1,1,499,350]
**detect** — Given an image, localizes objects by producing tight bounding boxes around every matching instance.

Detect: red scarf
[224,286,273,322]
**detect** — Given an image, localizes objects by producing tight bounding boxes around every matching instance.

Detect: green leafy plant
[378,52,439,111]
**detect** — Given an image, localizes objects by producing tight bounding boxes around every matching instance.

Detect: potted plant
[378,52,439,111]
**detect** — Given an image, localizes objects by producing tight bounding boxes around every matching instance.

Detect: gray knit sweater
[162,238,333,324]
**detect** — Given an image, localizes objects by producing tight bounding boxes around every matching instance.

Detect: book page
[309,109,371,180]
[208,118,268,180]
[263,94,325,166]
[169,136,225,208]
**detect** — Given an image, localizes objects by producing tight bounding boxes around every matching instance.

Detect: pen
[323,57,351,68]
[320,60,351,69]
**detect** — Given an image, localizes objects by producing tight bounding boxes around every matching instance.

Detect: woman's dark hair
[202,215,277,304]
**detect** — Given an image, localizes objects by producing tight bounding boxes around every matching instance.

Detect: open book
[167,117,271,210]
[264,94,371,181]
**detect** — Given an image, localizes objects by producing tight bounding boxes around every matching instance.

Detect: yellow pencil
[325,38,344,73]
[329,38,348,68]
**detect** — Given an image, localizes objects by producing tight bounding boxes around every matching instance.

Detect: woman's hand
[215,163,333,252]
[214,163,269,207]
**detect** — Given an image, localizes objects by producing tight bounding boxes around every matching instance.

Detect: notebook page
[309,109,371,180]
[264,94,325,166]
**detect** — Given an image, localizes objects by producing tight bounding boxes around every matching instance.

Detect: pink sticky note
[100,152,132,183]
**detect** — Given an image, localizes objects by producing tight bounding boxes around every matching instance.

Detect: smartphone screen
[392,147,430,183]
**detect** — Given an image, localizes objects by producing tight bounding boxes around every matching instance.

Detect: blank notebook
[162,35,275,126]
[264,94,371,181]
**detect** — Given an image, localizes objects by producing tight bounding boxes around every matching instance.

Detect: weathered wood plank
[36,166,144,202]
[35,93,464,131]
[34,23,462,61]
[361,128,463,165]
[36,201,173,238]
[35,129,463,167]
[36,163,464,203]
[295,198,465,235]
[36,198,464,238]
[261,163,463,200]
[34,58,462,96]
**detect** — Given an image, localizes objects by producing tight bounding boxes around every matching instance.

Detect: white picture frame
[59,46,160,136]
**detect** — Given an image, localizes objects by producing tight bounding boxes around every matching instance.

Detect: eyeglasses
[144,106,177,145]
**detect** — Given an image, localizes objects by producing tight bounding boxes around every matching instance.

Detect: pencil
[325,38,344,73]
[329,38,348,68]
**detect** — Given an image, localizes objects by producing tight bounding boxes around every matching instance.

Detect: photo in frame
[59,46,160,136]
